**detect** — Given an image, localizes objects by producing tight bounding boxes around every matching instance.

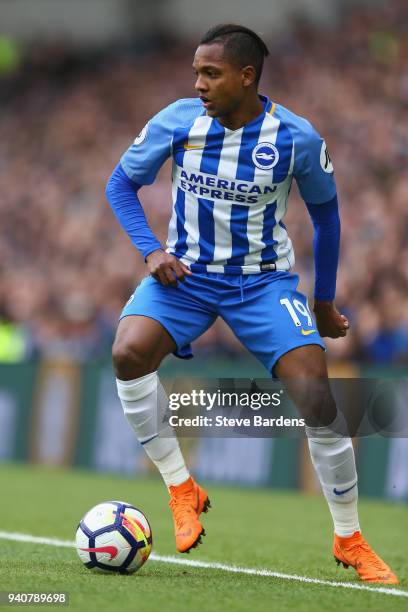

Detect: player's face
[193,44,248,118]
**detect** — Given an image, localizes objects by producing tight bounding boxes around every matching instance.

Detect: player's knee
[112,338,150,379]
[285,376,336,426]
[302,382,336,426]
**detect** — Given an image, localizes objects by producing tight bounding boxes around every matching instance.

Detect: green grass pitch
[0,463,406,611]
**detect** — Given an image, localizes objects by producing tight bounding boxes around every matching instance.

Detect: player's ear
[241,65,257,88]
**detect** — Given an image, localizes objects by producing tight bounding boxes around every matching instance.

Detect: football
[75,501,152,573]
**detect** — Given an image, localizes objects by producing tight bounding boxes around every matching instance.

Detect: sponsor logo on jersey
[178,170,278,204]
[320,141,334,173]
[134,122,149,145]
[252,142,280,170]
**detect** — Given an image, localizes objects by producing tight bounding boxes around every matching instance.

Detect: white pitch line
[0,531,406,599]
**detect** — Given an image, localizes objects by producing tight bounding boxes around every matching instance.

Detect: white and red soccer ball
[75,501,152,574]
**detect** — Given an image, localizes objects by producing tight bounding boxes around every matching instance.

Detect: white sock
[116,372,190,487]
[306,411,360,537]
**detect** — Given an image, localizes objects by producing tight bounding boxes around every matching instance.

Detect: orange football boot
[168,476,211,553]
[333,531,399,584]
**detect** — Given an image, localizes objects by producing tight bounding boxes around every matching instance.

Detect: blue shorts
[120,271,325,374]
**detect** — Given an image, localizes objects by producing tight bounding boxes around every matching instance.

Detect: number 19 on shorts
[280,297,313,328]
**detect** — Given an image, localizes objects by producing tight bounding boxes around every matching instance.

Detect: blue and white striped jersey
[121,95,336,274]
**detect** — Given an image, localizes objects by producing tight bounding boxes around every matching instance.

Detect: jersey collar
[259,94,275,115]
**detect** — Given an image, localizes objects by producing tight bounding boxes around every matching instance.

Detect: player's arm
[105,106,191,286]
[306,196,348,338]
[293,122,349,338]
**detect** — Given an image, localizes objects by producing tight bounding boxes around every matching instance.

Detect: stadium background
[0,0,407,501]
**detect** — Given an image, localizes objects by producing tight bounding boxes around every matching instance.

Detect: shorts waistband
[180,258,293,275]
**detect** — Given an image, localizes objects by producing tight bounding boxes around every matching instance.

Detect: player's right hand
[146,249,192,287]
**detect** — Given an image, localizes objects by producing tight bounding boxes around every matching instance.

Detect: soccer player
[106,24,398,583]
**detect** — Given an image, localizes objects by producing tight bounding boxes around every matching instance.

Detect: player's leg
[272,344,336,425]
[113,314,176,379]
[113,276,216,552]
[274,346,361,539]
[113,314,191,486]
[275,345,398,584]
[221,273,398,583]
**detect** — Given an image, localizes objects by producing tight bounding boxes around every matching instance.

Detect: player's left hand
[313,300,349,339]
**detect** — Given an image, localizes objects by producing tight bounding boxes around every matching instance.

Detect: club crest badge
[252,142,280,170]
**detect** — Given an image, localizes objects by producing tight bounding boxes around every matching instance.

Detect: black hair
[199,24,269,85]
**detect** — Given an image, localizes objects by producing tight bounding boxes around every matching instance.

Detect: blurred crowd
[0,0,407,365]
